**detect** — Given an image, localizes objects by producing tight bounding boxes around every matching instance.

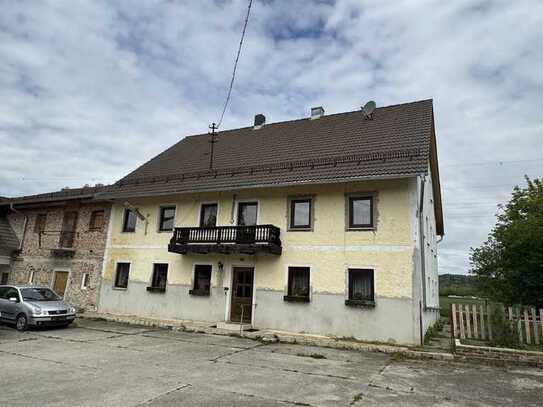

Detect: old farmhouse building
[0,187,111,311]
[94,99,443,345]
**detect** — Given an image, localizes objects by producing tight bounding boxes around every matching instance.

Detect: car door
[0,287,21,321]
[0,287,8,320]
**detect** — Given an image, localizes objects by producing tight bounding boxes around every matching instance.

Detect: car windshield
[20,288,60,302]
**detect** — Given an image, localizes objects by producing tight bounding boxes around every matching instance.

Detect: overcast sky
[1,0,542,275]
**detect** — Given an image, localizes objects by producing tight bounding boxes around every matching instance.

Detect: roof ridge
[183,98,434,140]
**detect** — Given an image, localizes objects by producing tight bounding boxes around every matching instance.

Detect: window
[114,263,130,289]
[28,270,35,284]
[122,209,137,233]
[289,198,312,230]
[34,214,47,233]
[200,204,218,227]
[347,196,374,229]
[3,287,19,301]
[284,267,310,302]
[1,272,9,285]
[81,273,90,289]
[148,263,168,292]
[190,265,212,296]
[158,206,176,232]
[237,202,258,226]
[346,269,375,306]
[89,210,105,230]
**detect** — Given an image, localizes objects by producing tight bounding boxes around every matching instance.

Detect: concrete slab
[0,319,542,407]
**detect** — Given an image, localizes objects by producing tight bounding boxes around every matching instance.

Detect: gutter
[9,203,27,251]
[418,175,426,346]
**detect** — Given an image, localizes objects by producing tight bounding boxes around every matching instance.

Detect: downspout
[9,203,27,252]
[418,175,426,346]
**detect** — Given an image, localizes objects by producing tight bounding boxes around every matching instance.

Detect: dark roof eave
[94,173,422,201]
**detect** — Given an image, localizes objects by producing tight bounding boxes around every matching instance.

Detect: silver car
[0,285,76,331]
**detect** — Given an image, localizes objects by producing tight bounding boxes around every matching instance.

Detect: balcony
[168,225,282,255]
[39,230,77,257]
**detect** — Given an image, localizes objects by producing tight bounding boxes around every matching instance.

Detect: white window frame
[157,204,177,233]
[81,272,90,290]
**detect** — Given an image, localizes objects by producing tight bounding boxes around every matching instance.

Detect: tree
[470,177,543,306]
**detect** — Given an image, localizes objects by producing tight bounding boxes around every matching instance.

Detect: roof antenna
[208,122,218,170]
[362,101,376,120]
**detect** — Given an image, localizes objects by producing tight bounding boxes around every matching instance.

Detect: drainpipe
[418,175,426,346]
[9,203,27,252]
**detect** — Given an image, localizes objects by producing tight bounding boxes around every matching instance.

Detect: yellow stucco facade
[102,178,416,300]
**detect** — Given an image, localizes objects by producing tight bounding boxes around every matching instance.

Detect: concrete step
[216,322,252,331]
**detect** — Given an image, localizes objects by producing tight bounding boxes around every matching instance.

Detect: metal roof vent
[254,114,266,129]
[310,106,325,120]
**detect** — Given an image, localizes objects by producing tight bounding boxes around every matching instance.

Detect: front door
[53,271,69,297]
[230,267,254,323]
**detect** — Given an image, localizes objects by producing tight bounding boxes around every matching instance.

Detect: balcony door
[60,211,78,248]
[236,202,257,243]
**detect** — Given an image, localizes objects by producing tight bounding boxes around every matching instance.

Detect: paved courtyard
[1,319,542,406]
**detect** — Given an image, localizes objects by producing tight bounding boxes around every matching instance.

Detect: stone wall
[6,201,110,311]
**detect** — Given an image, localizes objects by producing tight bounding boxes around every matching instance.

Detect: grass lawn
[439,295,488,318]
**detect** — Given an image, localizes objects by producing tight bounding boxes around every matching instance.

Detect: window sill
[189,289,210,296]
[287,227,313,232]
[112,286,127,291]
[345,299,375,308]
[146,287,166,293]
[283,295,310,303]
[346,227,375,232]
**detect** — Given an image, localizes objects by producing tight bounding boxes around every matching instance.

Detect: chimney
[254,113,266,129]
[310,106,325,120]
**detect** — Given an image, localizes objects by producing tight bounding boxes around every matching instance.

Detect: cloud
[1,0,542,274]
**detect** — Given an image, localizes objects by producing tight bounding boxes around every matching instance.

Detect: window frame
[121,208,137,233]
[147,263,168,293]
[190,264,212,296]
[345,268,375,307]
[284,266,311,303]
[113,262,131,289]
[89,210,105,231]
[81,272,90,290]
[346,193,375,230]
[288,197,313,231]
[34,213,47,234]
[158,205,176,232]
[199,203,218,227]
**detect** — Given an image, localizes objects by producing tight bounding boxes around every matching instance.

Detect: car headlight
[32,306,42,316]
[68,306,76,314]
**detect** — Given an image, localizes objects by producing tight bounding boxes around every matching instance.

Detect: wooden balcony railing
[168,225,282,255]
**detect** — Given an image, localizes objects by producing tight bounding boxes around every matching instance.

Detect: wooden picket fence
[451,303,543,345]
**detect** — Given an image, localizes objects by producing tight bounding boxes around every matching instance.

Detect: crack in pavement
[140,332,258,350]
[209,342,268,362]
[133,383,192,406]
[0,348,98,371]
[216,359,357,381]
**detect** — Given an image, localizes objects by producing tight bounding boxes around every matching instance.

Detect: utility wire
[217,0,253,129]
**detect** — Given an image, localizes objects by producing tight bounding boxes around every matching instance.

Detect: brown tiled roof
[99,99,443,234]
[3,185,108,206]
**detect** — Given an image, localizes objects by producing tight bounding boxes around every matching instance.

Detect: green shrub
[489,303,518,348]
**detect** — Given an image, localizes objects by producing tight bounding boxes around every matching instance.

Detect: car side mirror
[8,297,19,303]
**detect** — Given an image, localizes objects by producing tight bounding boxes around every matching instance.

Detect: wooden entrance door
[230,267,254,323]
[53,271,69,297]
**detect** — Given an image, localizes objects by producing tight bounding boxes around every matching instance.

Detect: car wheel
[16,314,28,331]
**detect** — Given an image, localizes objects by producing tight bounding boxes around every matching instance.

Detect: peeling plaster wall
[6,202,111,311]
[99,179,425,344]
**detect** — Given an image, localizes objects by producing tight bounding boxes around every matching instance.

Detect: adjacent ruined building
[0,186,111,311]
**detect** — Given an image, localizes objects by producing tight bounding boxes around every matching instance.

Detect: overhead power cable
[216,0,253,129]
